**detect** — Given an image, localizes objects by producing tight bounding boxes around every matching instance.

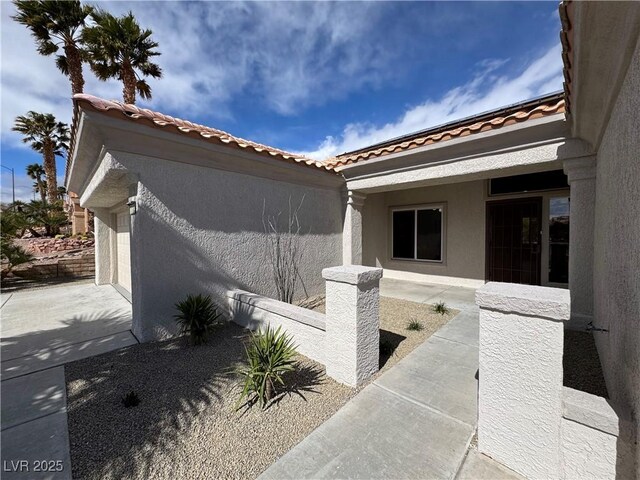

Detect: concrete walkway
[261,280,480,480]
[1,282,135,480]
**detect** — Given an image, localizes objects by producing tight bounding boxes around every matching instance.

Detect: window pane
[417,208,442,261]
[490,170,568,195]
[549,197,570,283]
[392,210,415,259]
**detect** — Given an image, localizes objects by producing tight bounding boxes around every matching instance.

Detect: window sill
[390,257,444,265]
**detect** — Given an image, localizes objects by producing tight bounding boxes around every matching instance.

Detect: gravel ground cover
[563,330,608,398]
[66,323,355,480]
[66,297,456,479]
[311,295,457,372]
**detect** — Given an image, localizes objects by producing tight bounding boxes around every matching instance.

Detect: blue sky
[0,1,563,203]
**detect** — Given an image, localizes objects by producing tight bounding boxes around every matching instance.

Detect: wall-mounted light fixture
[127,196,137,216]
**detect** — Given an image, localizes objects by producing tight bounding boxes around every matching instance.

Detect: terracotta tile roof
[559,1,574,117]
[67,94,332,181]
[328,93,566,169]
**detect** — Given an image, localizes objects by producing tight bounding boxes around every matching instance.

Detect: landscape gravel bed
[66,296,456,479]
[311,295,457,372]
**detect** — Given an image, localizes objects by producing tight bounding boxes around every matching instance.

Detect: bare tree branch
[263,195,306,304]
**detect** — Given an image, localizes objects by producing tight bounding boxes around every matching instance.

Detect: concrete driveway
[1,281,136,479]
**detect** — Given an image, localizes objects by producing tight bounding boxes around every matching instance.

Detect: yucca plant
[235,325,297,409]
[174,294,222,345]
[433,301,450,315]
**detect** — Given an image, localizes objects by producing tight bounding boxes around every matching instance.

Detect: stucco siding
[362,180,486,283]
[115,153,343,341]
[593,33,640,472]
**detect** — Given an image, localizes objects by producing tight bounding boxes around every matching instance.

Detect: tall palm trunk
[64,43,85,95]
[122,62,136,104]
[36,177,46,203]
[42,139,58,204]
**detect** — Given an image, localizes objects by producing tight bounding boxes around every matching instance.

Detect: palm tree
[12,1,93,95]
[83,10,162,104]
[26,163,46,203]
[13,112,69,204]
[24,200,68,236]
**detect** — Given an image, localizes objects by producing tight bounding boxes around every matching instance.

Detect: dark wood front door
[486,197,542,285]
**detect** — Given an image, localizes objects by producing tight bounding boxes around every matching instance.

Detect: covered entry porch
[336,102,597,330]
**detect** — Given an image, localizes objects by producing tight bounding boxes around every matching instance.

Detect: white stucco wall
[111,151,343,341]
[592,33,640,472]
[227,265,382,388]
[362,180,486,285]
[477,282,570,479]
[561,387,635,479]
[227,289,326,364]
[323,266,382,386]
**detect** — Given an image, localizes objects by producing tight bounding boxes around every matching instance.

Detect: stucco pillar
[322,265,382,386]
[476,282,570,479]
[93,207,112,285]
[342,191,366,265]
[563,156,596,330]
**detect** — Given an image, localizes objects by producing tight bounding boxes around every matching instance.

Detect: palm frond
[82,9,161,102]
[55,55,69,75]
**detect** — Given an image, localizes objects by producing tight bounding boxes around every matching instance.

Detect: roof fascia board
[345,136,593,194]
[338,114,570,178]
[74,108,344,192]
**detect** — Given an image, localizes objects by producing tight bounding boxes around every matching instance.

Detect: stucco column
[563,156,596,330]
[342,190,366,265]
[322,265,382,386]
[93,207,112,285]
[476,282,570,479]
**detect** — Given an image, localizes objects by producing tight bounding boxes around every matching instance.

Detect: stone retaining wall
[17,237,95,255]
[13,254,95,279]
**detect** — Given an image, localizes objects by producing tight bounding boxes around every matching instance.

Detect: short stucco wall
[362,180,486,286]
[477,282,570,479]
[227,290,326,364]
[561,387,635,479]
[226,266,382,387]
[101,150,343,342]
[592,31,640,470]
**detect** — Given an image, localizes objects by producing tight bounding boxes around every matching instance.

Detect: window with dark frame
[392,206,443,261]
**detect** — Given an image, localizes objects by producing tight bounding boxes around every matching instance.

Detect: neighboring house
[66,1,639,476]
[64,192,92,235]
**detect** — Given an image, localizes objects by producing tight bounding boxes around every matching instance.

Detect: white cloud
[1,1,404,148]
[0,2,121,149]
[299,44,564,160]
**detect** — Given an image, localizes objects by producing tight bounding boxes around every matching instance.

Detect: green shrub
[54,234,65,239]
[235,325,297,409]
[433,301,450,315]
[0,242,33,277]
[121,391,140,408]
[406,319,424,331]
[174,294,222,345]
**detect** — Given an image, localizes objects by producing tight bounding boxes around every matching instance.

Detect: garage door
[115,212,132,293]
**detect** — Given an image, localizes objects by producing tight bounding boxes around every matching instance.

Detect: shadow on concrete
[1,276,94,294]
[1,310,134,381]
